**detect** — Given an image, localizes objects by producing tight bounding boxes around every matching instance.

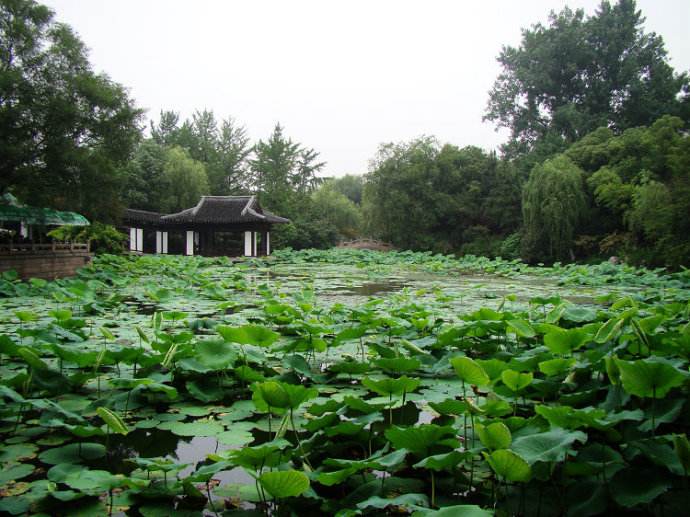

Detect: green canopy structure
[0,194,89,226]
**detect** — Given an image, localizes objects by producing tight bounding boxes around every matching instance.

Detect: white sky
[42,0,690,177]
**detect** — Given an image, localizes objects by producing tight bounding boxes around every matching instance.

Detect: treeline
[122,113,363,249]
[362,0,690,267]
[2,0,690,266]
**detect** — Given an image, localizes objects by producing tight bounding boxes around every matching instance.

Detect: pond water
[0,255,653,515]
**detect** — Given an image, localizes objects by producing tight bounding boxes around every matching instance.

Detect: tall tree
[162,146,209,212]
[218,117,251,194]
[521,155,588,262]
[249,123,324,213]
[121,140,169,211]
[0,0,142,221]
[364,138,521,253]
[485,0,689,156]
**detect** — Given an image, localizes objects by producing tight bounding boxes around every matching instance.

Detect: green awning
[0,204,90,226]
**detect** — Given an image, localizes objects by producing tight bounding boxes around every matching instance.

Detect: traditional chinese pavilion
[122,196,289,257]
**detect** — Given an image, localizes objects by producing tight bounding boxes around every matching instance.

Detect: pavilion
[122,196,289,257]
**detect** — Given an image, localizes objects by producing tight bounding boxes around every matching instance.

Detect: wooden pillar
[266,231,270,255]
[136,228,143,252]
[155,231,162,254]
[129,228,136,252]
[253,231,258,257]
[162,231,168,254]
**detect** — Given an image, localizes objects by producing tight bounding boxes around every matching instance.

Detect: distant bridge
[337,238,395,251]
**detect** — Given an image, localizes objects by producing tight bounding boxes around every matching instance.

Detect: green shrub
[48,223,127,254]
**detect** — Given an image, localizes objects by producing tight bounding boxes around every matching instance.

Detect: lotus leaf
[258,470,310,499]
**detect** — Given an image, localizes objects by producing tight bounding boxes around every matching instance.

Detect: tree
[330,174,364,205]
[150,110,181,147]
[311,182,362,239]
[249,123,324,213]
[0,0,142,221]
[563,115,690,265]
[218,117,251,194]
[522,155,588,262]
[162,146,209,212]
[121,140,169,211]
[485,0,689,156]
[363,138,522,253]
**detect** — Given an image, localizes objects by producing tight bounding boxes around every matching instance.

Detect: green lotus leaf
[476,422,512,450]
[429,399,470,416]
[38,442,106,465]
[162,311,187,321]
[538,358,575,376]
[96,407,129,436]
[362,376,420,397]
[511,428,587,464]
[506,319,536,338]
[342,396,385,415]
[0,443,37,463]
[475,358,508,382]
[217,324,280,347]
[216,422,255,446]
[0,463,35,484]
[375,357,421,373]
[194,339,238,370]
[258,470,310,499]
[500,369,533,392]
[412,504,494,516]
[484,449,531,482]
[15,310,38,323]
[385,424,458,456]
[356,493,429,510]
[17,347,49,370]
[330,361,370,375]
[64,468,126,494]
[413,450,470,471]
[158,419,225,437]
[47,463,84,483]
[535,405,606,430]
[252,381,318,412]
[593,317,624,344]
[450,356,490,387]
[317,466,358,486]
[227,439,291,469]
[672,434,690,473]
[614,357,686,398]
[334,326,367,344]
[610,467,671,507]
[543,328,589,354]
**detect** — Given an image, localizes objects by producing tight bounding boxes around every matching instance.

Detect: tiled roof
[160,196,289,225]
[122,209,163,224]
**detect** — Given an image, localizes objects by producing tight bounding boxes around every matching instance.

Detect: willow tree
[522,155,588,262]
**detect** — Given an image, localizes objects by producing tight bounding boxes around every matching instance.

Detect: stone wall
[0,251,93,280]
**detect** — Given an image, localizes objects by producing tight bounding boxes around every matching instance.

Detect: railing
[0,242,90,254]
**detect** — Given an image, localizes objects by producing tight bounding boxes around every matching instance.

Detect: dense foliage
[485,0,689,158]
[363,139,521,255]
[2,0,690,264]
[360,1,690,267]
[0,0,142,222]
[0,250,689,515]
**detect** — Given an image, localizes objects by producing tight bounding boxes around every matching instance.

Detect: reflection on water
[334,280,408,296]
[112,428,254,486]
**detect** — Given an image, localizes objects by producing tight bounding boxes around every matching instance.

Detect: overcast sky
[42,0,690,177]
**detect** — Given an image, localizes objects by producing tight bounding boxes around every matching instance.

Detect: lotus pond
[0,249,689,516]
